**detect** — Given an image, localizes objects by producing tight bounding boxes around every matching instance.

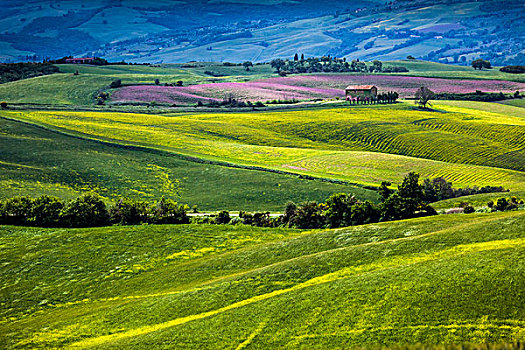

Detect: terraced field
[1,211,524,348]
[2,102,524,192]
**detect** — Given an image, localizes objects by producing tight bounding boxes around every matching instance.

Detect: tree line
[0,62,59,84]
[0,173,512,229]
[270,56,409,76]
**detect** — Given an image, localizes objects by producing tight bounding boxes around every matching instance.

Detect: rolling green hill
[1,211,524,348]
[2,102,524,191]
[0,117,375,210]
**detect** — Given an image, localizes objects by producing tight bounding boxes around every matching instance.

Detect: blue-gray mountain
[0,0,523,65]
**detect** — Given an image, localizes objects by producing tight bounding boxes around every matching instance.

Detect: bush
[0,196,33,226]
[154,79,160,85]
[495,198,508,211]
[215,210,231,225]
[463,205,475,214]
[324,193,356,228]
[31,196,64,227]
[149,197,189,225]
[291,201,326,229]
[0,101,7,109]
[500,65,525,74]
[109,79,122,88]
[109,199,148,225]
[60,194,109,228]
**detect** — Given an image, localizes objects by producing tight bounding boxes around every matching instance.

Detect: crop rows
[2,103,524,191]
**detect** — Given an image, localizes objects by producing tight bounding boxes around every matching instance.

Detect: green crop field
[2,102,524,193]
[0,117,375,210]
[1,211,524,348]
[385,60,525,83]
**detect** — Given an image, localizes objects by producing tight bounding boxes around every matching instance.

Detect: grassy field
[385,60,525,83]
[0,117,376,210]
[2,102,524,192]
[499,99,525,108]
[1,211,524,348]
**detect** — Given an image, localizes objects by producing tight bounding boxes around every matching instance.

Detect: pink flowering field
[111,75,525,105]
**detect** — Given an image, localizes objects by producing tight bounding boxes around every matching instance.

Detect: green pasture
[2,102,524,191]
[0,117,375,210]
[499,98,525,108]
[385,60,525,82]
[1,211,524,348]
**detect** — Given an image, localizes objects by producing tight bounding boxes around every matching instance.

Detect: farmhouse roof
[346,85,376,90]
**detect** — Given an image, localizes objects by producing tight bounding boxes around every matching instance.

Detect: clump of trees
[281,172,436,229]
[0,195,189,228]
[434,91,520,102]
[270,56,408,75]
[500,66,525,74]
[50,56,109,66]
[0,62,59,84]
[487,197,524,212]
[421,177,507,203]
[471,59,492,70]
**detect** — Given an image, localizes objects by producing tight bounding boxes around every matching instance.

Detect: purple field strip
[111,75,525,104]
[258,75,525,97]
[111,86,220,104]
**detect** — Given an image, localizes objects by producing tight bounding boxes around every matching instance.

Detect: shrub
[109,199,149,225]
[215,210,231,225]
[110,79,122,88]
[154,79,160,85]
[291,201,326,229]
[31,196,64,227]
[499,65,525,74]
[324,193,356,228]
[60,194,109,228]
[149,197,189,225]
[0,101,7,109]
[0,196,33,226]
[463,205,475,214]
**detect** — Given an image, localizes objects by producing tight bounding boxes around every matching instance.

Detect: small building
[345,85,378,99]
[65,57,95,64]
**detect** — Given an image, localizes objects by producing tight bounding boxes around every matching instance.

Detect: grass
[499,99,525,108]
[386,60,525,83]
[0,117,376,210]
[2,102,524,191]
[1,210,524,348]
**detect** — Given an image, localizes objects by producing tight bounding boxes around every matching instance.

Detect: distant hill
[0,0,523,65]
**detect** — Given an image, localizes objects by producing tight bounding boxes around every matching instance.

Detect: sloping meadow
[1,211,524,348]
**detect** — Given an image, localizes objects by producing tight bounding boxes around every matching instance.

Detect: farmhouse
[345,85,378,99]
[65,57,95,64]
